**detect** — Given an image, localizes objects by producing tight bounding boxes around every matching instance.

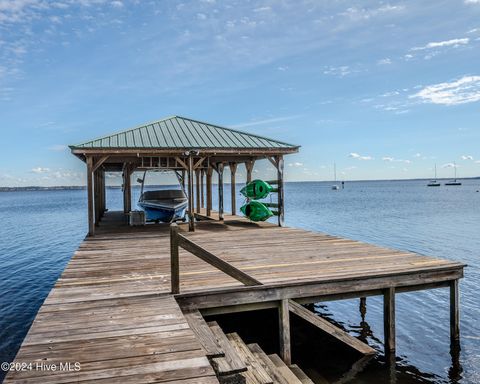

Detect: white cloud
[288,162,303,167]
[461,155,474,160]
[31,167,50,173]
[377,58,392,65]
[48,144,68,151]
[196,13,207,20]
[323,65,352,77]
[232,115,301,128]
[111,1,123,8]
[414,153,422,157]
[412,38,469,51]
[382,156,394,161]
[442,163,458,168]
[410,76,480,105]
[349,152,373,160]
[465,0,480,4]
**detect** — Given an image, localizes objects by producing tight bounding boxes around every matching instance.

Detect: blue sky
[1,0,480,186]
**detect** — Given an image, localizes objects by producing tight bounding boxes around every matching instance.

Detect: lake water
[0,180,479,383]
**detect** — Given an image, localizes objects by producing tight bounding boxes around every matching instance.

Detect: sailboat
[445,162,462,186]
[427,164,440,187]
[332,162,340,190]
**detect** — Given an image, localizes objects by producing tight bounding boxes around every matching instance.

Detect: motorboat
[137,171,188,223]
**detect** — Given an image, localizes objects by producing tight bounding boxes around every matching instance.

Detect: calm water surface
[0,180,479,383]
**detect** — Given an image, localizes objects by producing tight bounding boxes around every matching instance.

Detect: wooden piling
[86,156,94,236]
[217,163,224,221]
[206,167,213,217]
[188,155,195,231]
[278,299,291,365]
[195,168,201,214]
[383,287,396,356]
[230,162,237,216]
[170,223,180,294]
[450,279,460,345]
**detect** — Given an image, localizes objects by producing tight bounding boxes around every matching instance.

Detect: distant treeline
[0,186,86,192]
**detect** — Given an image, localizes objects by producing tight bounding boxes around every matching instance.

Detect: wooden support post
[217,163,224,221]
[181,169,186,190]
[230,162,237,216]
[126,165,132,213]
[245,160,255,184]
[94,170,100,225]
[383,287,396,356]
[278,299,291,365]
[188,154,195,232]
[206,167,213,217]
[360,296,367,321]
[200,169,205,209]
[86,156,94,236]
[122,164,132,214]
[276,155,285,227]
[195,168,201,214]
[450,279,460,345]
[101,170,106,216]
[170,223,180,294]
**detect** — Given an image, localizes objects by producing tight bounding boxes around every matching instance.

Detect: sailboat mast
[334,162,337,182]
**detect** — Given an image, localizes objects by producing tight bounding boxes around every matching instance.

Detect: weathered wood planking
[6,210,464,382]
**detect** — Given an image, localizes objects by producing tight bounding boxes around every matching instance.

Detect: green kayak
[240,201,273,222]
[240,179,275,200]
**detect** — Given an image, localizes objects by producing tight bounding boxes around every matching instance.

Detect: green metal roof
[69,116,299,151]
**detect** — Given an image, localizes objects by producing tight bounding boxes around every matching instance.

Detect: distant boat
[332,162,340,190]
[427,164,441,187]
[445,162,462,186]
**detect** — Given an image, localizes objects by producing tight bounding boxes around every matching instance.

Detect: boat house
[69,115,300,236]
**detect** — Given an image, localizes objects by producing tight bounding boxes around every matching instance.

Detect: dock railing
[170,223,262,294]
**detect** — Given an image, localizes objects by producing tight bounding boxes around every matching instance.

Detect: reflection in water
[314,300,464,384]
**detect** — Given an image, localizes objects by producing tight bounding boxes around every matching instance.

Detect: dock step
[289,364,315,384]
[182,309,225,358]
[226,333,273,384]
[184,311,314,384]
[248,343,302,384]
[208,322,248,377]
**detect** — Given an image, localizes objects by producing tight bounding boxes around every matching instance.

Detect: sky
[0,0,480,186]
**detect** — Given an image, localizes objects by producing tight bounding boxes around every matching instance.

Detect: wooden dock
[5,211,465,383]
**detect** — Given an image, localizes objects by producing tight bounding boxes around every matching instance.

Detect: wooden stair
[182,307,313,384]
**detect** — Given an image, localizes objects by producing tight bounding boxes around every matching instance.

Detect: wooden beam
[170,223,180,294]
[245,160,255,184]
[176,268,463,310]
[86,156,94,236]
[278,299,291,365]
[193,157,206,170]
[92,155,109,173]
[383,287,396,355]
[276,155,285,227]
[230,162,237,216]
[187,154,195,232]
[175,157,188,170]
[288,299,375,356]
[206,167,213,217]
[450,279,460,345]
[177,235,262,286]
[195,169,201,214]
[217,162,224,221]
